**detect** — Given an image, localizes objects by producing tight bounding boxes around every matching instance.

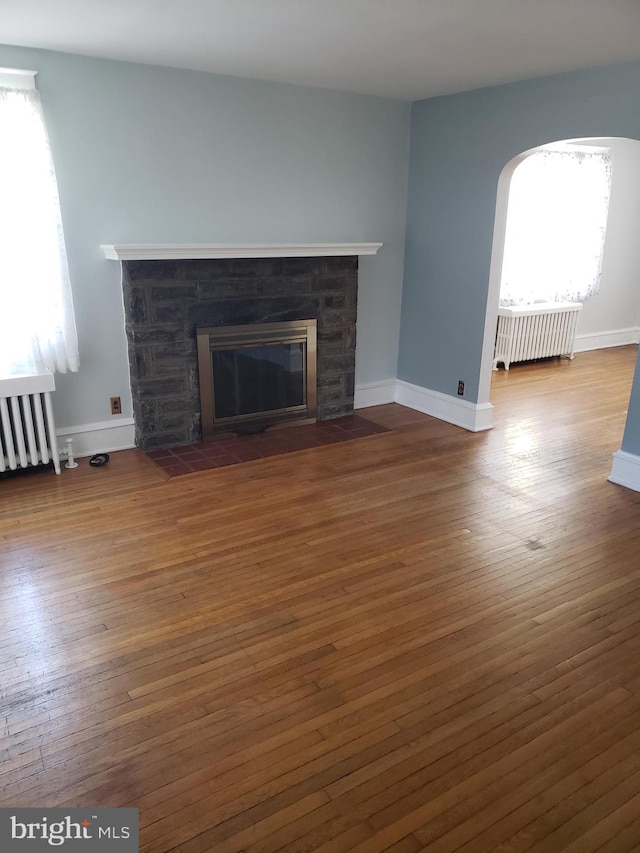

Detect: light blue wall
[400,60,640,443]
[6,45,640,454]
[0,45,410,429]
[623,362,640,456]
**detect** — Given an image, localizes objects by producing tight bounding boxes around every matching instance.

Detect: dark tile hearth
[146,414,388,477]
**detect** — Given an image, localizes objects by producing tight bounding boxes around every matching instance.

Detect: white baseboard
[354,380,397,409]
[56,418,136,458]
[356,379,493,431]
[395,380,493,432]
[61,379,494,457]
[574,328,640,352]
[609,449,640,493]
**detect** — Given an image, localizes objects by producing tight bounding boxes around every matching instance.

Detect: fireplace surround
[107,244,382,451]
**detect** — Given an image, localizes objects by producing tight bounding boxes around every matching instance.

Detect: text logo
[1,809,138,850]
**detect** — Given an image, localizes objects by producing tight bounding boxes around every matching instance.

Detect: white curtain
[499,147,612,307]
[0,84,79,377]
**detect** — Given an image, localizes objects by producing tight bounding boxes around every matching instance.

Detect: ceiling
[2,0,640,101]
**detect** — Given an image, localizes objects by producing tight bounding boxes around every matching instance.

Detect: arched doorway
[479,137,640,410]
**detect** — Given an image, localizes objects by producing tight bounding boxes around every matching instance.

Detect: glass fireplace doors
[197,320,317,437]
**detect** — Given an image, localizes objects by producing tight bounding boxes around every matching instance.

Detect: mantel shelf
[101,243,383,261]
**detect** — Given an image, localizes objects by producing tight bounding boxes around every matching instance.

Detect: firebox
[197,320,317,437]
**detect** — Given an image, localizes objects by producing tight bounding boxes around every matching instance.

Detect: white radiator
[493,302,582,371]
[0,373,61,475]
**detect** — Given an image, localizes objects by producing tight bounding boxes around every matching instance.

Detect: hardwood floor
[2,346,640,852]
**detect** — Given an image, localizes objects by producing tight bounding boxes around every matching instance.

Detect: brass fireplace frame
[197,319,318,439]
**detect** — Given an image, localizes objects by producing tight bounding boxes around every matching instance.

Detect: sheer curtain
[499,147,612,307]
[0,81,79,377]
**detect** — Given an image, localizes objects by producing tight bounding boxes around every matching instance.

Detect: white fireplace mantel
[100,243,383,261]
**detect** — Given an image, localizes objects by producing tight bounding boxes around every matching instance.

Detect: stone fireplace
[104,243,382,451]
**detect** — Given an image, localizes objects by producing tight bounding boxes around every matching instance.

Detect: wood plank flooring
[2,346,640,852]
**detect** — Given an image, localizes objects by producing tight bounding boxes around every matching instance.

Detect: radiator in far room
[493,302,582,371]
[0,373,61,475]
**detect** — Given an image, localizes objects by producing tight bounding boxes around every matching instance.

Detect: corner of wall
[356,378,493,431]
[609,449,640,493]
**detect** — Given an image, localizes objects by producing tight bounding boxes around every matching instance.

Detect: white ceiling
[2,0,640,101]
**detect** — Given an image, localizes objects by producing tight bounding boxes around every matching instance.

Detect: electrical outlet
[110,396,122,416]
[457,381,465,396]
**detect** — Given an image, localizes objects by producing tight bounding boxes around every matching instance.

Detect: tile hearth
[145,414,388,477]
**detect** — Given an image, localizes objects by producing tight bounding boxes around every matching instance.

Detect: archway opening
[480,137,640,411]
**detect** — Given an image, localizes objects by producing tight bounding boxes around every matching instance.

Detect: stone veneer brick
[122,257,358,450]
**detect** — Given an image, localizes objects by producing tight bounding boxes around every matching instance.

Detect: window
[499,146,612,307]
[0,68,79,377]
